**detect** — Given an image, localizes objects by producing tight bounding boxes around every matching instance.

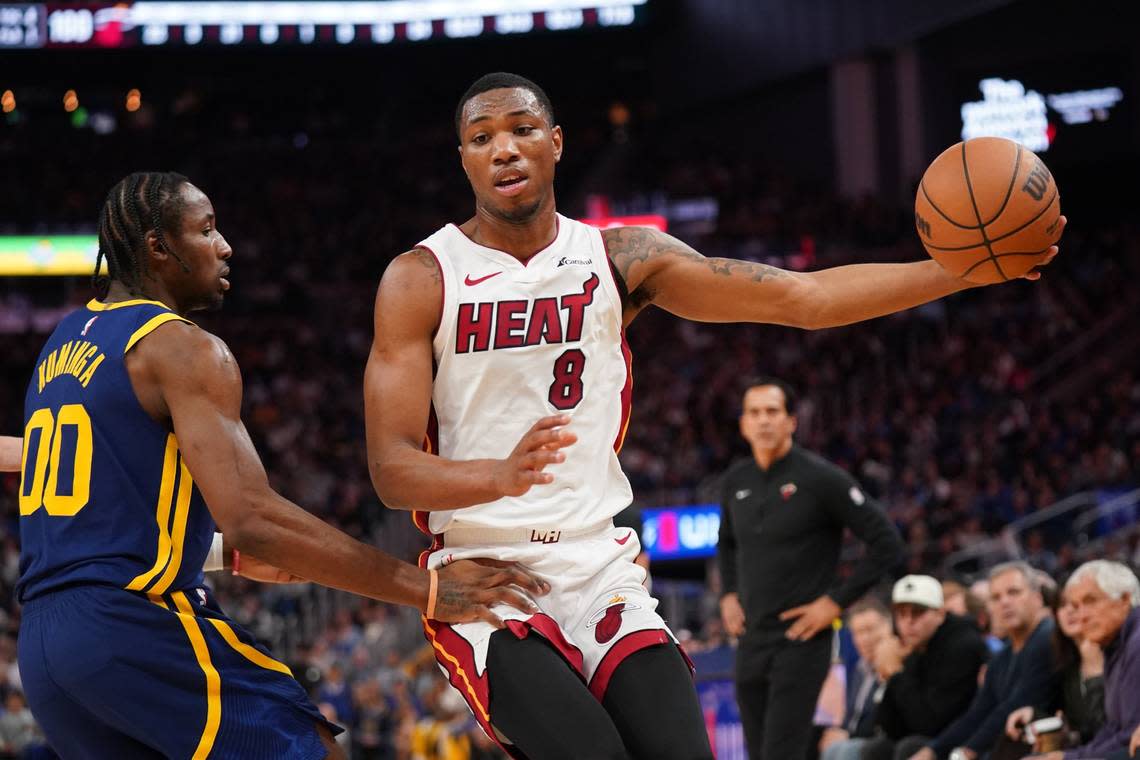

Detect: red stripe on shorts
[587,629,691,701]
[505,612,586,677]
[422,619,493,727]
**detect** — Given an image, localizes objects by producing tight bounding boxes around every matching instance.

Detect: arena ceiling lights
[0,0,648,48]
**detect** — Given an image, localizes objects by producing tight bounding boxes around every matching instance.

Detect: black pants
[989,735,1035,760]
[486,629,714,760]
[735,634,832,760]
[858,735,931,760]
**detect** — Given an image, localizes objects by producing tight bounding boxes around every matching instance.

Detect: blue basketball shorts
[18,584,341,759]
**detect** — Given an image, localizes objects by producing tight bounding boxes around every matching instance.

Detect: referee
[717,377,904,760]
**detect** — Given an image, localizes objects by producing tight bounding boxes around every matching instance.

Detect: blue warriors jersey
[17,298,215,602]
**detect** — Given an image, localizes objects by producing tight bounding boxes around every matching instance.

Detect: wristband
[426,568,439,619]
[203,532,225,572]
[232,549,241,576]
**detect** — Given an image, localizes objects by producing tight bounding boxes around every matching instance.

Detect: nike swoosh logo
[736,489,751,500]
[464,271,502,286]
[615,532,633,546]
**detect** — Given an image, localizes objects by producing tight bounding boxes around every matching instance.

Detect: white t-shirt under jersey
[417,214,634,535]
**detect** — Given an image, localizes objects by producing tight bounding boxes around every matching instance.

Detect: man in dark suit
[821,597,894,760]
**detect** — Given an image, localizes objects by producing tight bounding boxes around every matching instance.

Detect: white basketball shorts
[418,520,689,744]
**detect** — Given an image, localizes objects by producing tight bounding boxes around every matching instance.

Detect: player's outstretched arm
[603,221,1063,329]
[0,435,21,472]
[137,320,545,627]
[364,249,575,512]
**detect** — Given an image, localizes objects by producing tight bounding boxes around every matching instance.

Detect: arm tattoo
[704,258,789,282]
[603,226,788,308]
[404,247,441,286]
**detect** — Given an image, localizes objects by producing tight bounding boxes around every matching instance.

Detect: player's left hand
[236,554,308,584]
[1129,721,1140,756]
[433,558,550,628]
[1020,215,1066,281]
[780,595,841,641]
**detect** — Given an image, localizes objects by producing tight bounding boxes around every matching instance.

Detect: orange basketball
[914,136,1061,284]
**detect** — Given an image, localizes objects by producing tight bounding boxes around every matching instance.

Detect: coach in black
[718,377,904,760]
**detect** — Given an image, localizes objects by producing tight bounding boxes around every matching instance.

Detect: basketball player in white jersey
[363,73,1064,760]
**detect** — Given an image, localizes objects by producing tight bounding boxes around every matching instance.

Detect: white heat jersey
[416,214,634,535]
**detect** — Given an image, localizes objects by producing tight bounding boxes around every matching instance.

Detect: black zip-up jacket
[717,445,904,646]
[876,613,991,740]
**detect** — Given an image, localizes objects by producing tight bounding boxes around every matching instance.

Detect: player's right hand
[720,592,746,637]
[492,414,577,497]
[432,558,551,628]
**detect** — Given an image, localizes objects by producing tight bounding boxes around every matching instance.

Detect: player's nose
[216,234,233,259]
[490,133,520,163]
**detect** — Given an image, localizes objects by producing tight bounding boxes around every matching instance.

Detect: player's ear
[145,230,167,264]
[457,144,473,181]
[551,125,563,164]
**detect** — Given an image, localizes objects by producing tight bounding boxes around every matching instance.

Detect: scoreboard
[0,0,647,49]
[641,504,721,561]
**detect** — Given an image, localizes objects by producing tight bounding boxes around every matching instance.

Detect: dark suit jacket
[844,659,880,737]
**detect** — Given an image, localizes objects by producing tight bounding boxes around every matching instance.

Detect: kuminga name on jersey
[17,299,215,602]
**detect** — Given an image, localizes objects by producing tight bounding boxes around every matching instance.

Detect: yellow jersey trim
[204,618,293,677]
[171,592,222,760]
[149,456,194,595]
[124,312,193,354]
[126,436,179,592]
[86,298,170,311]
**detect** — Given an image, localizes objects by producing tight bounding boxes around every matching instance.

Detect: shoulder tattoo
[404,247,441,286]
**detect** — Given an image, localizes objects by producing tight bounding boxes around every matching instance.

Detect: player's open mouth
[220,270,231,291]
[493,174,528,196]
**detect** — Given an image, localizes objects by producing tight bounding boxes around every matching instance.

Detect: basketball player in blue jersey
[363,73,1066,760]
[15,171,547,760]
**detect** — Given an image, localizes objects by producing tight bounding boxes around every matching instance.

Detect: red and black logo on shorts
[586,595,642,645]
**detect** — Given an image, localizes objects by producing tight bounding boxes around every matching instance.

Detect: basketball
[915,136,1062,284]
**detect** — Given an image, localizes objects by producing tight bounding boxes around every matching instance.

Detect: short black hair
[94,171,190,295]
[454,72,554,138]
[743,375,798,415]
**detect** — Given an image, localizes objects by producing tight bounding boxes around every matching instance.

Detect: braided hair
[93,172,189,296]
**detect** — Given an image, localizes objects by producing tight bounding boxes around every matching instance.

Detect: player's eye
[515,126,534,135]
[202,227,212,236]
[472,134,489,145]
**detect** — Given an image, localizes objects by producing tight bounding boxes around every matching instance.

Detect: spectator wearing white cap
[861,575,990,760]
